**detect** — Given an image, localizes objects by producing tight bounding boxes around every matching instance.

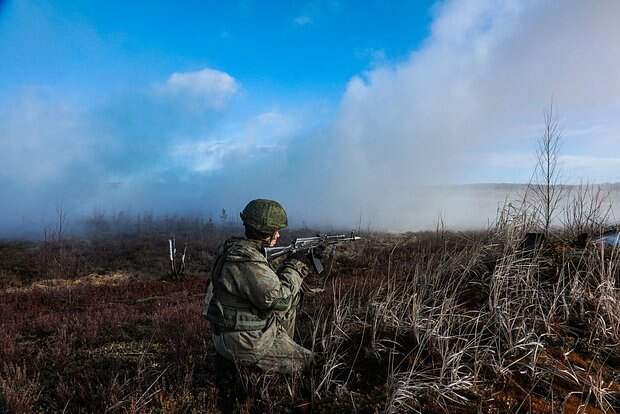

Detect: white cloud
[173,140,243,173]
[172,138,285,173]
[0,91,92,184]
[293,0,342,26]
[157,67,240,110]
[171,111,295,173]
[294,15,311,26]
[249,111,297,143]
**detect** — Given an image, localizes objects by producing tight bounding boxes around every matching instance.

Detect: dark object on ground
[519,232,546,251]
[572,232,589,249]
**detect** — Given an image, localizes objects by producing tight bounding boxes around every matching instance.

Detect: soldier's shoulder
[222,237,267,263]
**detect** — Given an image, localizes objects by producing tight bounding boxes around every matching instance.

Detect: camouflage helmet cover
[240,199,288,233]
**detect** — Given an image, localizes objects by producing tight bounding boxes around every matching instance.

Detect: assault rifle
[264,233,362,274]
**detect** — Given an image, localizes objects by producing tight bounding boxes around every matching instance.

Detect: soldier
[203,199,315,379]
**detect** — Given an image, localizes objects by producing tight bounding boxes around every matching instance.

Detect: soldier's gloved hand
[287,246,328,275]
[290,249,312,264]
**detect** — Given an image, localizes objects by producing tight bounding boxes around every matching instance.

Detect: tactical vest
[205,240,272,331]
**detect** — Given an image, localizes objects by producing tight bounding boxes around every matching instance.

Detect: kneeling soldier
[204,199,314,380]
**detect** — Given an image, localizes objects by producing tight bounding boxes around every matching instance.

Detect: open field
[2,225,620,413]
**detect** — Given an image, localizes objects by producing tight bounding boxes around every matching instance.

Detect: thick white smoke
[308,0,620,230]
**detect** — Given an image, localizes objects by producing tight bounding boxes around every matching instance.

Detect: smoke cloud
[2,0,620,236]
[307,0,620,229]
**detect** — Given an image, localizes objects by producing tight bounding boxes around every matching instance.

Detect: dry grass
[2,218,620,413]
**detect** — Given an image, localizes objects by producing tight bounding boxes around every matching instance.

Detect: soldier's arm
[272,257,310,310]
[277,258,310,289]
[234,260,306,311]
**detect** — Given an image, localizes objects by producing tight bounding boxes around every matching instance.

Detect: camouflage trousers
[255,305,314,374]
[212,295,313,375]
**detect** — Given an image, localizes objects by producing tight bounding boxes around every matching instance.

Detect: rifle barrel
[264,234,361,260]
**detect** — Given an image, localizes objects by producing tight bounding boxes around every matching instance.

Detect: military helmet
[240,199,288,234]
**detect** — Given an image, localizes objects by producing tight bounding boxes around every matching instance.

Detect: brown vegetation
[2,218,620,413]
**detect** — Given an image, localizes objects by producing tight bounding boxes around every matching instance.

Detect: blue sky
[1,0,620,233]
[0,0,434,101]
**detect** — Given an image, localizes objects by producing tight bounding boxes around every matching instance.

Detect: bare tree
[43,204,67,242]
[220,208,228,227]
[55,204,67,241]
[530,104,564,235]
[168,236,187,279]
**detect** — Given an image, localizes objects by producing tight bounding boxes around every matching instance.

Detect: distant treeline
[79,210,241,240]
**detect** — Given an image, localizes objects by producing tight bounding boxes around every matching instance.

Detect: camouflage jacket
[203,237,309,362]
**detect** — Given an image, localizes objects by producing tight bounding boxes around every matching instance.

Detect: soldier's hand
[290,250,312,264]
[282,252,312,278]
[287,246,328,275]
